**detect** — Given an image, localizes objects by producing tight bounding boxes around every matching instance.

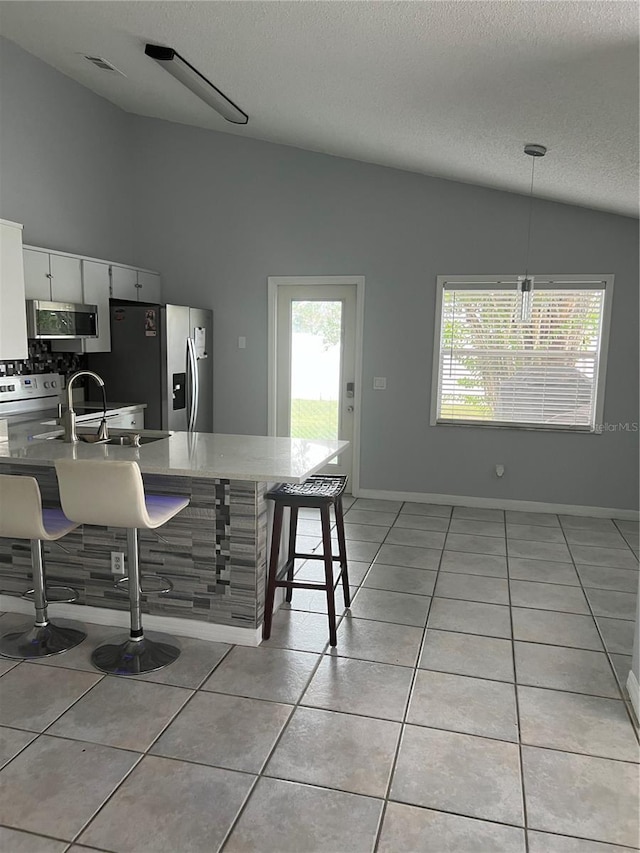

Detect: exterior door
[275,284,357,480]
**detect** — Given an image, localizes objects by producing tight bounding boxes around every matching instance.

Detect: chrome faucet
[62,370,108,443]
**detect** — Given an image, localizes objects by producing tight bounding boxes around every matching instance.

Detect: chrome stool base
[0,621,86,659]
[91,632,180,675]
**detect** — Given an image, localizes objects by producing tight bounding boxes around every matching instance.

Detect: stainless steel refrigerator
[88,303,213,431]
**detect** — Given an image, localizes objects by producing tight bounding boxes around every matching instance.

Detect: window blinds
[435,281,608,430]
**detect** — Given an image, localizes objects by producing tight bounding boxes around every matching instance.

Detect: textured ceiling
[1,1,638,217]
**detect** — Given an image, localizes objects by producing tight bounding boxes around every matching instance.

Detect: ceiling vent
[82,55,126,76]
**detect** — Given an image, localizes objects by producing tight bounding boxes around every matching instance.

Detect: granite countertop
[0,419,349,482]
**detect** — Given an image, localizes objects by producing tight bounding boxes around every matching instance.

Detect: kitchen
[0,3,638,852]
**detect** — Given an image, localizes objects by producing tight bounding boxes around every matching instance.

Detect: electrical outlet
[111,551,125,575]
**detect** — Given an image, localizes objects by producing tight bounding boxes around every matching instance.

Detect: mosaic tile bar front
[0,464,270,630]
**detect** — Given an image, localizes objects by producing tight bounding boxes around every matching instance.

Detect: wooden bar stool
[0,474,86,659]
[55,459,189,675]
[263,475,349,646]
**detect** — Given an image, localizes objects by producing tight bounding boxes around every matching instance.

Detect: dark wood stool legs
[262,477,349,647]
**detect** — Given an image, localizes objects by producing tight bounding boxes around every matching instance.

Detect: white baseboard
[355,488,639,520]
[0,595,262,647]
[627,670,640,725]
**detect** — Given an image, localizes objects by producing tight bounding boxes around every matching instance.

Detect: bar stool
[0,474,86,659]
[263,474,350,646]
[55,459,189,675]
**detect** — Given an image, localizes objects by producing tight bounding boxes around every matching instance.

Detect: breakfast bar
[0,427,347,644]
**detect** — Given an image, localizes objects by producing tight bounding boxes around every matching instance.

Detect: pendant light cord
[523,154,537,280]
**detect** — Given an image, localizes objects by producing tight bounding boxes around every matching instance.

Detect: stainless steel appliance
[0,373,64,425]
[26,300,99,339]
[87,303,213,432]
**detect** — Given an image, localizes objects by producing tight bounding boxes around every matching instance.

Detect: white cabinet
[0,219,28,360]
[22,243,162,354]
[82,407,145,431]
[111,266,161,303]
[81,261,111,354]
[109,408,145,430]
[23,248,52,300]
[50,254,83,303]
[110,265,138,300]
[23,249,83,303]
[137,271,161,303]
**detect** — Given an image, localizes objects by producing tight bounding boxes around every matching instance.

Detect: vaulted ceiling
[1,1,638,217]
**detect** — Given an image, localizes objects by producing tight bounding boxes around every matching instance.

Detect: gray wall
[0,37,133,262]
[130,117,639,510]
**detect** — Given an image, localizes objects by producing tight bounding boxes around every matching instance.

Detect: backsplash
[0,340,86,381]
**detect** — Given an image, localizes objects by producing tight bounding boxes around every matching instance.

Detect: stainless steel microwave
[26,300,99,339]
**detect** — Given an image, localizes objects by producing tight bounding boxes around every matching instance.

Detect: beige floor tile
[0,827,68,853]
[0,663,101,732]
[202,646,319,703]
[379,803,526,853]
[514,642,619,698]
[420,629,514,682]
[224,777,383,853]
[151,691,292,773]
[350,587,431,626]
[512,608,602,650]
[364,564,436,596]
[427,597,512,638]
[518,685,638,761]
[391,725,523,825]
[0,735,138,840]
[408,669,518,741]
[79,755,254,853]
[522,746,639,847]
[265,706,400,797]
[328,616,423,667]
[48,676,192,751]
[435,571,509,605]
[302,655,413,720]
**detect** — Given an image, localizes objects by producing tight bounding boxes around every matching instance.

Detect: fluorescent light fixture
[145,44,248,125]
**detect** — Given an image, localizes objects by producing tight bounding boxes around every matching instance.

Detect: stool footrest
[296,553,343,562]
[114,575,173,595]
[22,585,79,604]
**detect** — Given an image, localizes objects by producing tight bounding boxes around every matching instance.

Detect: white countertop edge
[0,431,349,483]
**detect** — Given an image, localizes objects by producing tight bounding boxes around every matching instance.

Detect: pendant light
[518,143,547,323]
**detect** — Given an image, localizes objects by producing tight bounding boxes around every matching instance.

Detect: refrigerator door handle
[185,339,193,431]
[187,337,199,432]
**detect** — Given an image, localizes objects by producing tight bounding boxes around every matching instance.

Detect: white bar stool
[55,459,189,675]
[0,474,86,659]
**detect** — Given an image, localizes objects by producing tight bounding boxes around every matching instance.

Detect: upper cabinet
[23,248,52,300]
[81,260,111,354]
[22,244,162,354]
[136,270,162,303]
[0,219,28,360]
[111,264,161,303]
[110,264,138,300]
[23,248,83,303]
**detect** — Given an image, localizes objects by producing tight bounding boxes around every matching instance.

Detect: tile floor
[0,498,638,852]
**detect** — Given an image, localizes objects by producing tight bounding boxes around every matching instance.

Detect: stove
[0,373,64,423]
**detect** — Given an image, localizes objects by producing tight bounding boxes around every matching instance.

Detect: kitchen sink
[44,432,171,446]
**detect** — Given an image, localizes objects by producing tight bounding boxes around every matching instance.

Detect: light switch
[373,377,387,390]
[238,336,246,349]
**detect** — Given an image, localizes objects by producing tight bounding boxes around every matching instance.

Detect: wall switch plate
[238,336,246,349]
[373,377,387,390]
[111,551,125,575]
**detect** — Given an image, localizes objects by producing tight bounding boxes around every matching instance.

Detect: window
[431,275,614,431]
